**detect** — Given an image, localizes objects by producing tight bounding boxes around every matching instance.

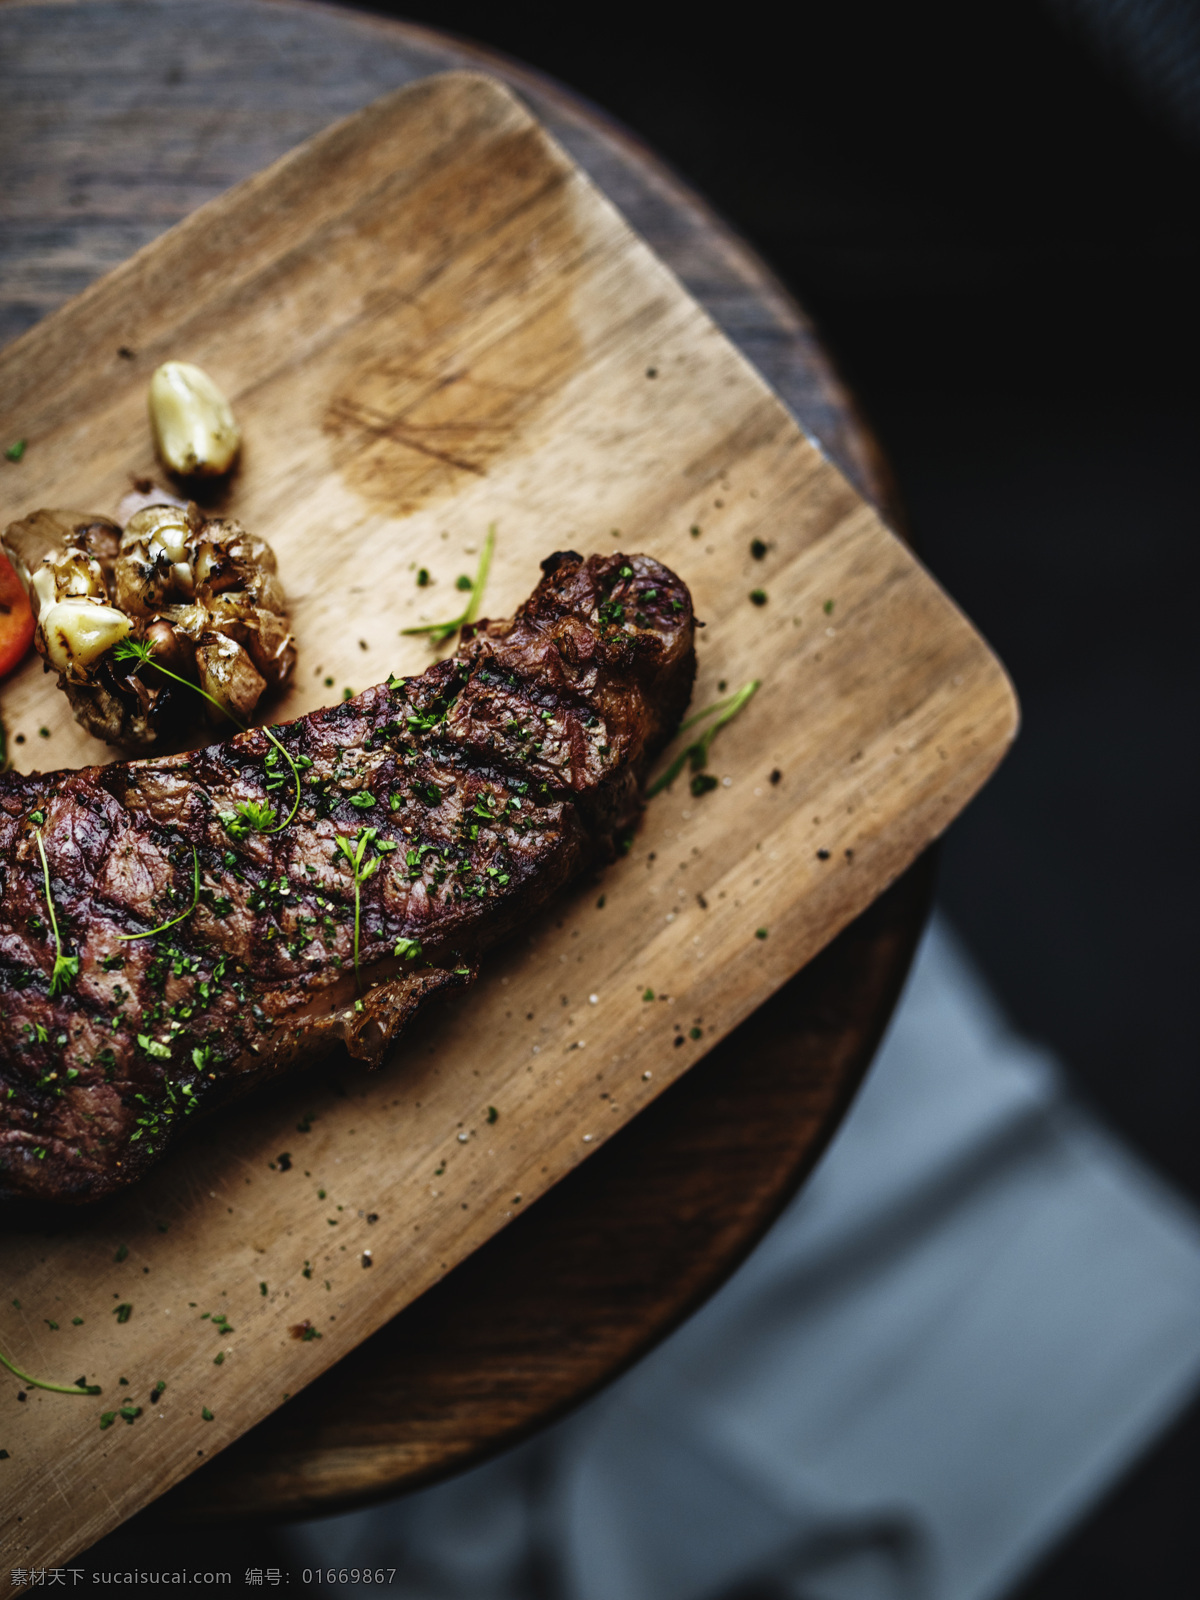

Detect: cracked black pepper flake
[749,589,768,607]
[817,849,831,861]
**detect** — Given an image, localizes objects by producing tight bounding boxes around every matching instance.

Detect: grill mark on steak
[0,552,695,1204]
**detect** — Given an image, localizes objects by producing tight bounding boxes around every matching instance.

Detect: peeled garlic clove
[58,548,107,600]
[40,599,132,680]
[148,361,241,478]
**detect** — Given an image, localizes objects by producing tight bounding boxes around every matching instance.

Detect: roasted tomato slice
[0,551,35,677]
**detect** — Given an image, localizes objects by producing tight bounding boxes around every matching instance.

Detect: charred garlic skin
[148,361,241,478]
[1,503,295,750]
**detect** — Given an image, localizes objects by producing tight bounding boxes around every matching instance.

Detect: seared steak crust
[0,552,695,1203]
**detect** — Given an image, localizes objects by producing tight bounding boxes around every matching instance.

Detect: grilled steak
[0,552,695,1204]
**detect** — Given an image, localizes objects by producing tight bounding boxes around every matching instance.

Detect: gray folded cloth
[283,917,1200,1600]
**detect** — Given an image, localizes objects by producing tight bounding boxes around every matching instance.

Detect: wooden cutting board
[0,71,1016,1570]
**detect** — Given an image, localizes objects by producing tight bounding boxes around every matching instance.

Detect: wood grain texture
[0,0,923,1533]
[0,0,929,1527]
[169,853,934,1520]
[0,63,1015,1569]
[0,0,890,521]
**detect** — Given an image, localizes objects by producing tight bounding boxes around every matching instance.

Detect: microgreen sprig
[221,799,278,841]
[112,636,301,835]
[645,679,761,799]
[117,845,199,942]
[35,829,79,997]
[336,826,382,991]
[0,1345,100,1396]
[402,522,495,647]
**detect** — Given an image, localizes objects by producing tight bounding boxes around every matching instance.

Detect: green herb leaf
[337,826,385,990]
[402,522,495,646]
[50,953,80,996]
[645,680,760,799]
[118,845,200,942]
[4,439,27,463]
[0,1342,100,1395]
[221,798,277,840]
[111,637,154,666]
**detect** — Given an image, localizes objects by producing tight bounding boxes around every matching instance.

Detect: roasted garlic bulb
[2,502,295,750]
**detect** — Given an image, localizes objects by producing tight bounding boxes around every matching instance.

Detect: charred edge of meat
[0,551,696,1206]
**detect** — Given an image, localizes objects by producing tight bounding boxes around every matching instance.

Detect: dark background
[78,0,1199,1592]
[342,0,1200,1593]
